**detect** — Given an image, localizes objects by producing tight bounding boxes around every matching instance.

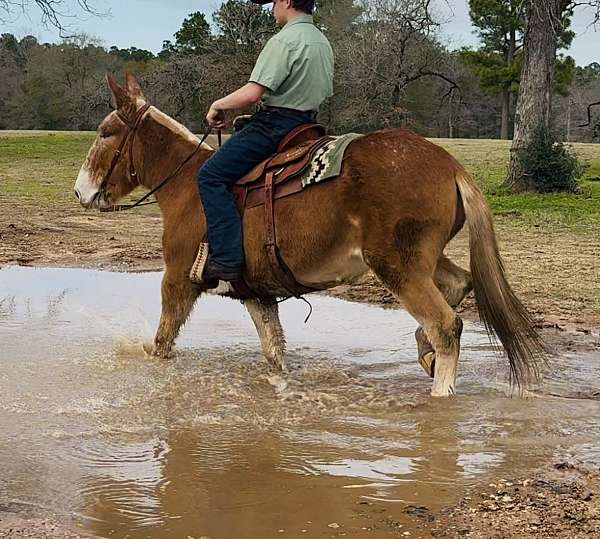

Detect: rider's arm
[213,82,267,111]
[207,36,292,127]
[207,83,266,127]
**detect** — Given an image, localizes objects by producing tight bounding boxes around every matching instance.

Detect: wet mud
[1,267,599,538]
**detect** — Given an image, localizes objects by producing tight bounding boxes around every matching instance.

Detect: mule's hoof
[266,356,285,373]
[431,384,456,398]
[149,345,173,359]
[419,352,436,378]
[415,327,435,378]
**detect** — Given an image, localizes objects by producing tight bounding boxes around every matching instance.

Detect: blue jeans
[197,108,314,269]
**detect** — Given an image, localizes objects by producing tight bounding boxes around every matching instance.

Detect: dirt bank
[432,461,600,538]
[356,461,600,538]
[0,517,87,539]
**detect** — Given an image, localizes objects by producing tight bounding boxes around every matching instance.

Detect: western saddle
[230,122,333,299]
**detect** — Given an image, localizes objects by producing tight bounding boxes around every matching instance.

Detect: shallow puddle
[1,267,598,538]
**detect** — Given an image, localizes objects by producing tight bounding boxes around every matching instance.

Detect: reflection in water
[0,295,16,319]
[0,267,598,538]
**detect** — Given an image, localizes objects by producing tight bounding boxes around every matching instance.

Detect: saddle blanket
[301,133,364,187]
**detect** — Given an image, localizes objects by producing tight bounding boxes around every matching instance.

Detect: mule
[74,72,545,397]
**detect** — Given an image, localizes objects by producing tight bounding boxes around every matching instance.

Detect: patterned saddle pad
[301,133,363,187]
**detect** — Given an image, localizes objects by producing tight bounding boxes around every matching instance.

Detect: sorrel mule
[74,73,545,397]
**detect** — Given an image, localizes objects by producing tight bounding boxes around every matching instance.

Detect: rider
[197,0,334,286]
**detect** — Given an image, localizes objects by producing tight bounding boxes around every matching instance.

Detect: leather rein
[99,104,220,213]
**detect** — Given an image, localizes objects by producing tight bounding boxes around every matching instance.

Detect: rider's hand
[207,104,226,129]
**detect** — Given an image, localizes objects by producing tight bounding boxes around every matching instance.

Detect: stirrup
[190,242,210,285]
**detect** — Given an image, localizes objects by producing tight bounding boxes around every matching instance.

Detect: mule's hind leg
[435,256,472,309]
[367,248,462,397]
[153,271,201,358]
[245,299,286,371]
[417,255,472,377]
[388,274,462,396]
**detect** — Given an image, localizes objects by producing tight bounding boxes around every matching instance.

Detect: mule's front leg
[153,272,201,358]
[245,299,286,371]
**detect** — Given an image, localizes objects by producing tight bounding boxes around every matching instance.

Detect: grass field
[2,131,599,227]
[1,130,599,326]
[1,132,96,204]
[436,138,600,231]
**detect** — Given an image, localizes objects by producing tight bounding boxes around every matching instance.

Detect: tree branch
[578,100,600,127]
[0,1,106,37]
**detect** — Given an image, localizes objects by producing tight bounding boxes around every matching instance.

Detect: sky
[3,0,600,66]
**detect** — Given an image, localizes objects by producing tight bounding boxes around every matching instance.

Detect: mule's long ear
[106,73,129,109]
[124,71,146,101]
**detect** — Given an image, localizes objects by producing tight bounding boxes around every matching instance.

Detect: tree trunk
[505,0,570,192]
[501,28,517,140]
[509,90,517,139]
[566,97,572,141]
[501,89,510,140]
[448,89,455,138]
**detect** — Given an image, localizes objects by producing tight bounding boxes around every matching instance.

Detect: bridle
[98,104,220,212]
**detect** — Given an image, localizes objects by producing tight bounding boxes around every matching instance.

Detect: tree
[552,62,600,142]
[315,0,363,39]
[465,0,574,139]
[173,11,213,55]
[7,35,122,129]
[576,62,600,85]
[466,0,525,139]
[0,1,103,35]
[210,0,276,79]
[506,0,599,191]
[573,63,600,140]
[158,40,177,61]
[109,46,155,63]
[0,34,25,128]
[212,0,276,56]
[144,54,219,132]
[329,0,458,133]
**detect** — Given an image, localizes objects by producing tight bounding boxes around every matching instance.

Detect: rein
[100,106,220,213]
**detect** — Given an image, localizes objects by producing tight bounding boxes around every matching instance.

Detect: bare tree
[143,54,225,132]
[554,75,600,142]
[0,0,103,35]
[330,0,458,132]
[0,33,24,128]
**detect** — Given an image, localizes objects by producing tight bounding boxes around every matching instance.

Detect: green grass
[0,132,95,159]
[585,159,600,180]
[0,133,96,205]
[436,139,600,231]
[1,132,599,231]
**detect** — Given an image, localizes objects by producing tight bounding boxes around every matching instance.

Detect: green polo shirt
[249,14,334,112]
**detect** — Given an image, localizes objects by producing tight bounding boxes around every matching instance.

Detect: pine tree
[173,12,213,55]
[464,0,574,139]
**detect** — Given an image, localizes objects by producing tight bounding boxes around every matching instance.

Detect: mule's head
[74,72,148,210]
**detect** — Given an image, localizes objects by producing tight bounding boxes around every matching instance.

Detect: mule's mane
[148,107,214,151]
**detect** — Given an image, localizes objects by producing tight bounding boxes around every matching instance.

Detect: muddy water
[0,267,598,539]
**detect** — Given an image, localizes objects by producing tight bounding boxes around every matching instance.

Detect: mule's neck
[135,107,213,211]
